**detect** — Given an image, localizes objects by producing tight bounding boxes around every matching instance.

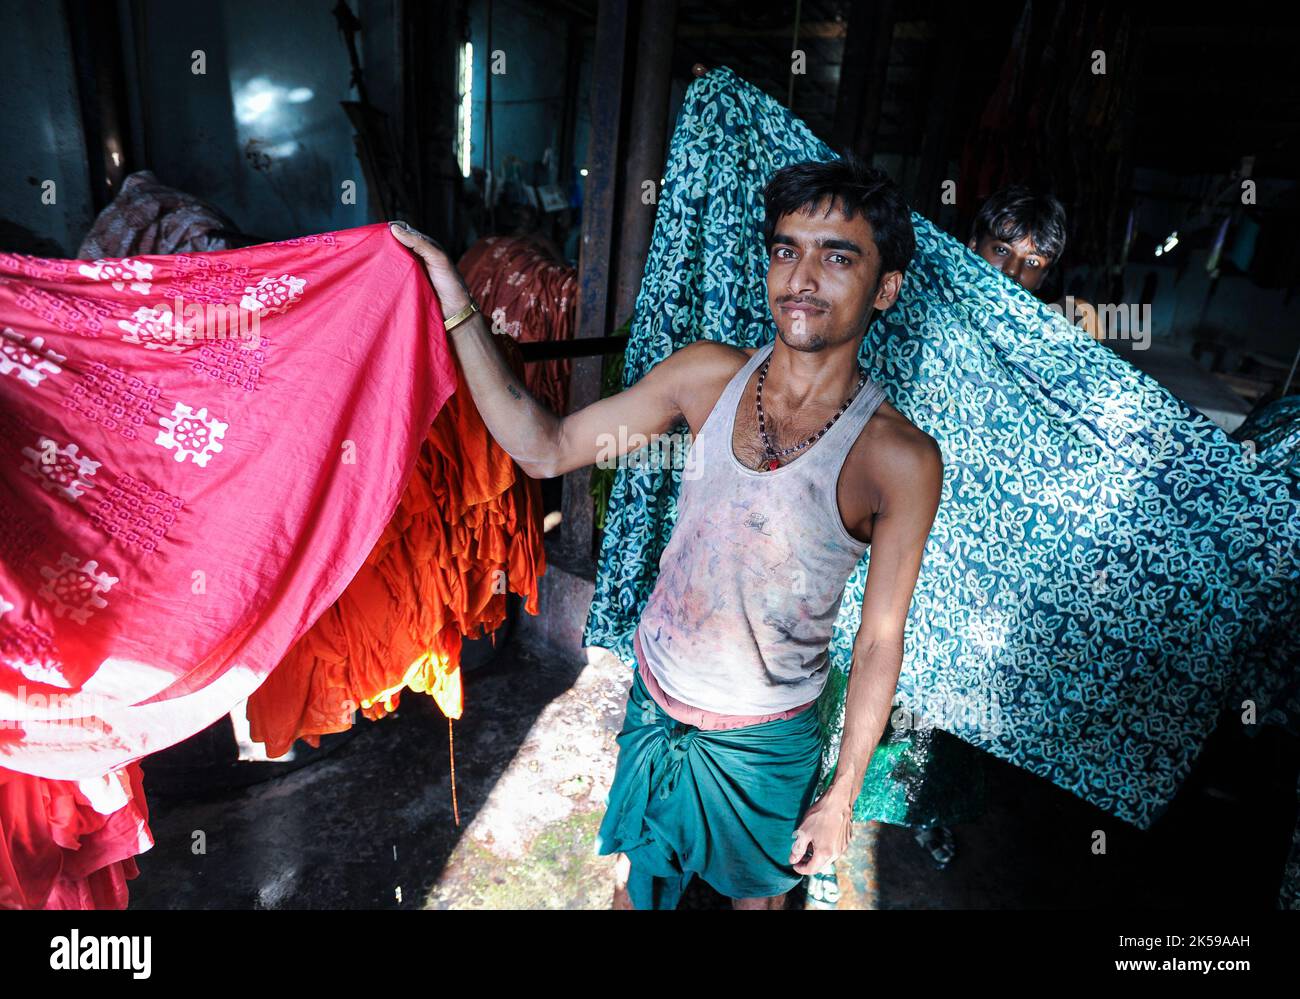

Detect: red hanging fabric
[1,222,459,905]
[458,234,577,417]
[0,762,150,910]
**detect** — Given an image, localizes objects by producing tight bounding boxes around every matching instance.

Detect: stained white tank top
[636,340,888,715]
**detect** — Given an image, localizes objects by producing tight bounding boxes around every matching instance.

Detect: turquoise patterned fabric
[1229,396,1300,912]
[1229,395,1300,739]
[582,66,1300,831]
[1235,394,1300,474]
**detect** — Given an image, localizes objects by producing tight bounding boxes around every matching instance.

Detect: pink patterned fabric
[0,222,457,781]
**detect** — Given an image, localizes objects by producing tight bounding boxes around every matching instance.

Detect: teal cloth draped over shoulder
[581,65,1300,848]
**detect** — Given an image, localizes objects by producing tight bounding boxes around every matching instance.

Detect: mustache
[778,296,829,310]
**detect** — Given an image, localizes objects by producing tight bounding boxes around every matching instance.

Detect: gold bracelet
[444,299,480,332]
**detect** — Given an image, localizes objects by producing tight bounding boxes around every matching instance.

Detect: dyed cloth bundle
[0,763,149,909]
[458,234,578,417]
[246,343,547,757]
[0,222,458,905]
[582,66,1300,840]
[77,170,240,259]
[1285,773,1300,910]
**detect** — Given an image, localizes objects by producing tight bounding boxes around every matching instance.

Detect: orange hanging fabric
[246,337,546,759]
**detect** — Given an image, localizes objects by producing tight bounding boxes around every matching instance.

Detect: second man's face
[968,232,1055,292]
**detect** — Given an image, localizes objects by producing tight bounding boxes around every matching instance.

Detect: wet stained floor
[128,634,1299,910]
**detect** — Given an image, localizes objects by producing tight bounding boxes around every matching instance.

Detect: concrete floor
[129,634,1300,909]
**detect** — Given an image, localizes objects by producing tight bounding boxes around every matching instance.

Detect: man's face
[968,231,1055,292]
[766,196,903,353]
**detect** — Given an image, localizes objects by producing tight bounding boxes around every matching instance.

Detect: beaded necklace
[753,357,867,471]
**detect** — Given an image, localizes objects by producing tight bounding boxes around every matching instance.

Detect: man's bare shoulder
[848,400,944,495]
[650,340,754,392]
[650,340,750,419]
[871,401,939,452]
[660,338,754,369]
[872,400,942,469]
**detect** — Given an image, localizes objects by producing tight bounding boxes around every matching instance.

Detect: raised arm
[389,222,709,480]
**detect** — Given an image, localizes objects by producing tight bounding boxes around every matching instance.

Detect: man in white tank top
[391,153,943,910]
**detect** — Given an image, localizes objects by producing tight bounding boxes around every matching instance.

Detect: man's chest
[727,398,877,547]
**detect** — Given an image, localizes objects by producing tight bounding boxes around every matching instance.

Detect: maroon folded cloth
[78,170,239,259]
[458,234,578,417]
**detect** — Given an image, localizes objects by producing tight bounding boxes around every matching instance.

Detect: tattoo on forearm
[506,383,522,400]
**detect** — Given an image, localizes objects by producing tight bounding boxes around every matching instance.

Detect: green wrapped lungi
[595,669,824,909]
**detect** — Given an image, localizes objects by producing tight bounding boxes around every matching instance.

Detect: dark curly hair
[762,153,916,278]
[970,185,1068,263]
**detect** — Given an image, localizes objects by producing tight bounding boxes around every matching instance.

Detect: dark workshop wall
[0,2,95,256]
[465,0,591,248]
[132,0,372,240]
